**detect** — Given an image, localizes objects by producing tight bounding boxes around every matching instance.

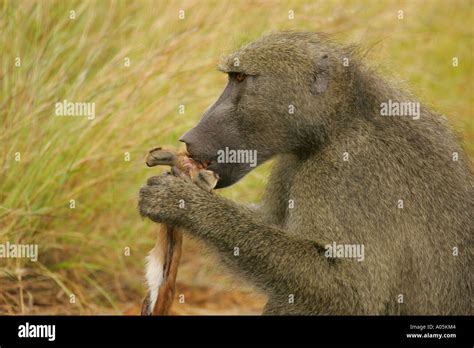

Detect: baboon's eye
[235,73,246,82]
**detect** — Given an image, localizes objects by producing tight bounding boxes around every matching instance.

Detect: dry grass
[0,0,472,314]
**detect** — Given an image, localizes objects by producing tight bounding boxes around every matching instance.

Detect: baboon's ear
[310,54,330,95]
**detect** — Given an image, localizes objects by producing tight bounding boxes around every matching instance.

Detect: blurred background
[0,0,472,315]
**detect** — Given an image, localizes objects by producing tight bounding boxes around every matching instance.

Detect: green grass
[0,0,472,314]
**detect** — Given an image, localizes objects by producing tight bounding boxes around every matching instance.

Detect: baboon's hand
[138,173,207,226]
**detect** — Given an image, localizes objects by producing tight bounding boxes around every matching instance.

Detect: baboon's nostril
[179,131,196,148]
[179,132,196,156]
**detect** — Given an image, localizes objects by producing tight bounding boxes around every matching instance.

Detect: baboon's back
[266,103,473,315]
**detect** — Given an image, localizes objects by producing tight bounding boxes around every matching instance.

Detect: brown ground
[0,237,267,315]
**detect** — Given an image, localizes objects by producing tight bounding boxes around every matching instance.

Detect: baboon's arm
[179,192,334,298]
[139,175,344,302]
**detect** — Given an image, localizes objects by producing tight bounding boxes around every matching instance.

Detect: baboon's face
[180,35,331,188]
[180,72,295,188]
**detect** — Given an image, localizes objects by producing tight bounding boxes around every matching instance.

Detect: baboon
[139,32,473,315]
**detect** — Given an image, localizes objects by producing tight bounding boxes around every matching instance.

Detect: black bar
[0,315,472,346]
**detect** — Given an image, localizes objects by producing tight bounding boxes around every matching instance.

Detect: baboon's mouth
[184,153,211,170]
[184,149,213,169]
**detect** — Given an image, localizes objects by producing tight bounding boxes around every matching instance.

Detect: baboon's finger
[191,169,219,192]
